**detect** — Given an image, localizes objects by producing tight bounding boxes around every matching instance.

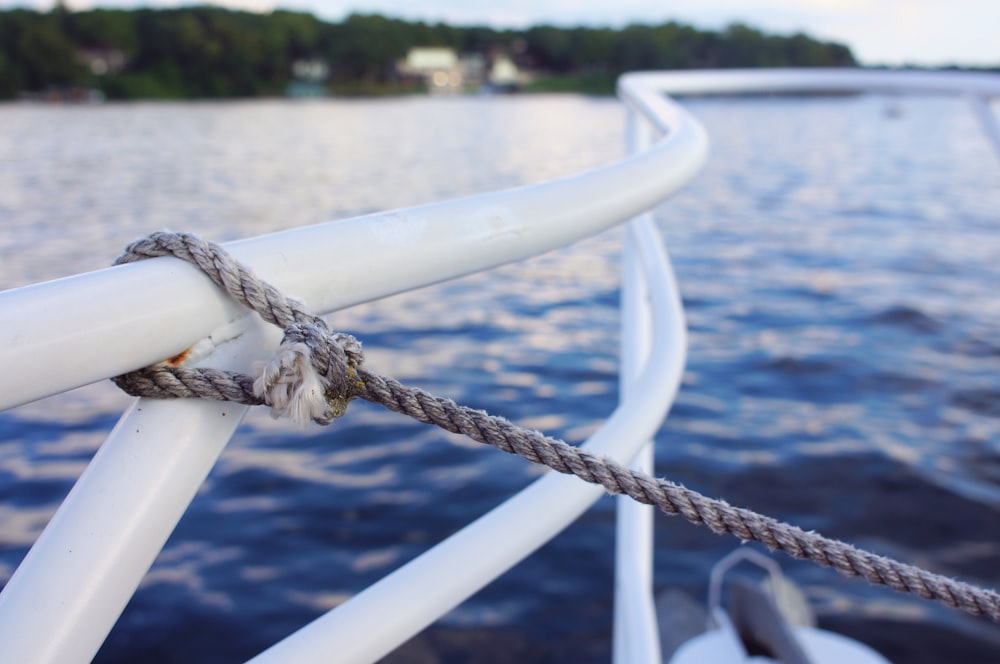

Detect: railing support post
[612,107,662,664]
[0,398,248,664]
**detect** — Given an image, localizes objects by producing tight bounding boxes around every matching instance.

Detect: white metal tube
[0,398,248,663]
[618,69,1000,165]
[612,224,659,664]
[612,109,662,664]
[0,103,708,412]
[247,212,688,664]
[0,71,706,664]
[0,313,285,663]
[620,68,1000,99]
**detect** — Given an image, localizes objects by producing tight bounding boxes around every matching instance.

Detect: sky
[5,0,1000,67]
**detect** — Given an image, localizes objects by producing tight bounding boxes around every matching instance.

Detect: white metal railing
[614,68,1000,664]
[0,68,998,664]
[0,71,706,664]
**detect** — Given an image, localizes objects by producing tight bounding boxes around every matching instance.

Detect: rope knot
[253,322,365,426]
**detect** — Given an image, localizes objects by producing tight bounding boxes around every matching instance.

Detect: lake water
[2,92,1000,662]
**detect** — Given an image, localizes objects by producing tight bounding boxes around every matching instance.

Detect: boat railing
[0,68,998,664]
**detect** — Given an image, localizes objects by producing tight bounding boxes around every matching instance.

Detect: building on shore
[398,46,534,93]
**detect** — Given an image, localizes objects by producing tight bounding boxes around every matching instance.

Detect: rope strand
[112,231,1000,624]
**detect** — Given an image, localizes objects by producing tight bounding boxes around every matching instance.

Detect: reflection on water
[0,96,621,289]
[2,94,1000,662]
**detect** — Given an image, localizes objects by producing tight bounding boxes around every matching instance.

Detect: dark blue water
[2,94,1000,662]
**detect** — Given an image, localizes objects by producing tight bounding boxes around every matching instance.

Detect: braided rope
[113,231,1000,624]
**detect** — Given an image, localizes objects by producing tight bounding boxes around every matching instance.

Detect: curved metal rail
[0,71,707,664]
[0,68,998,663]
[619,68,1000,160]
[0,91,707,411]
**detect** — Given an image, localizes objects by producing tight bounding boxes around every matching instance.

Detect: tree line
[0,6,858,99]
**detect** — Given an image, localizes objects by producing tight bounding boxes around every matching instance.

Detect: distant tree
[525,26,575,72]
[0,7,859,100]
[612,25,657,71]
[461,25,509,53]
[0,49,20,98]
[327,14,413,82]
[567,27,617,72]
[269,9,324,57]
[67,9,138,54]
[15,12,81,89]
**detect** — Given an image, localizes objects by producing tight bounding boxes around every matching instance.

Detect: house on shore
[397,46,532,93]
[398,47,465,92]
[286,58,330,98]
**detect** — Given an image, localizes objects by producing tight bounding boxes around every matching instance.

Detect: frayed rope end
[254,342,332,427]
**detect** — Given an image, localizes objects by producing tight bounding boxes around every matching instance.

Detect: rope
[113,231,1000,624]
